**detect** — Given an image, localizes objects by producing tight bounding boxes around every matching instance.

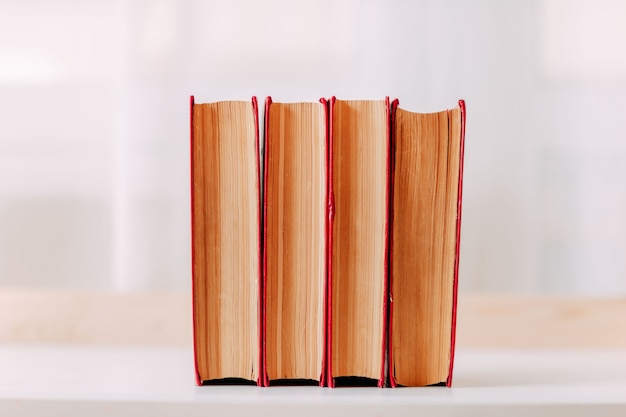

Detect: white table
[0,345,624,416]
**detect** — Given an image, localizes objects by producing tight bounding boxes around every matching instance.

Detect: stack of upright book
[190,96,465,387]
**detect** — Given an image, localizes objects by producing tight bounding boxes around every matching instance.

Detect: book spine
[446,99,466,388]
[387,98,400,388]
[190,95,201,386]
[326,96,336,388]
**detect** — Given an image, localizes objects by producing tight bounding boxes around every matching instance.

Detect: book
[190,96,262,386]
[327,98,390,387]
[262,97,328,386]
[388,100,466,387]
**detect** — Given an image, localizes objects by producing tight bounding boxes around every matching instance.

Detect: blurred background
[1,0,625,296]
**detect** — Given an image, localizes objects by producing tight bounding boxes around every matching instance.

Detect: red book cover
[387,99,466,388]
[325,97,334,388]
[261,96,270,388]
[387,97,398,388]
[254,96,263,388]
[327,97,390,388]
[447,99,466,387]
[262,97,328,387]
[190,95,200,386]
[321,97,329,387]
[190,96,262,386]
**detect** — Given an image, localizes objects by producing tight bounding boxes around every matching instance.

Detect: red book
[262,97,328,386]
[190,96,263,386]
[327,98,391,388]
[388,100,466,387]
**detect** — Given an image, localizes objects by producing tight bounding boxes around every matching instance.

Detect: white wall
[1,0,625,295]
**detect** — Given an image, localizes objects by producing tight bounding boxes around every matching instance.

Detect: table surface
[0,345,625,417]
